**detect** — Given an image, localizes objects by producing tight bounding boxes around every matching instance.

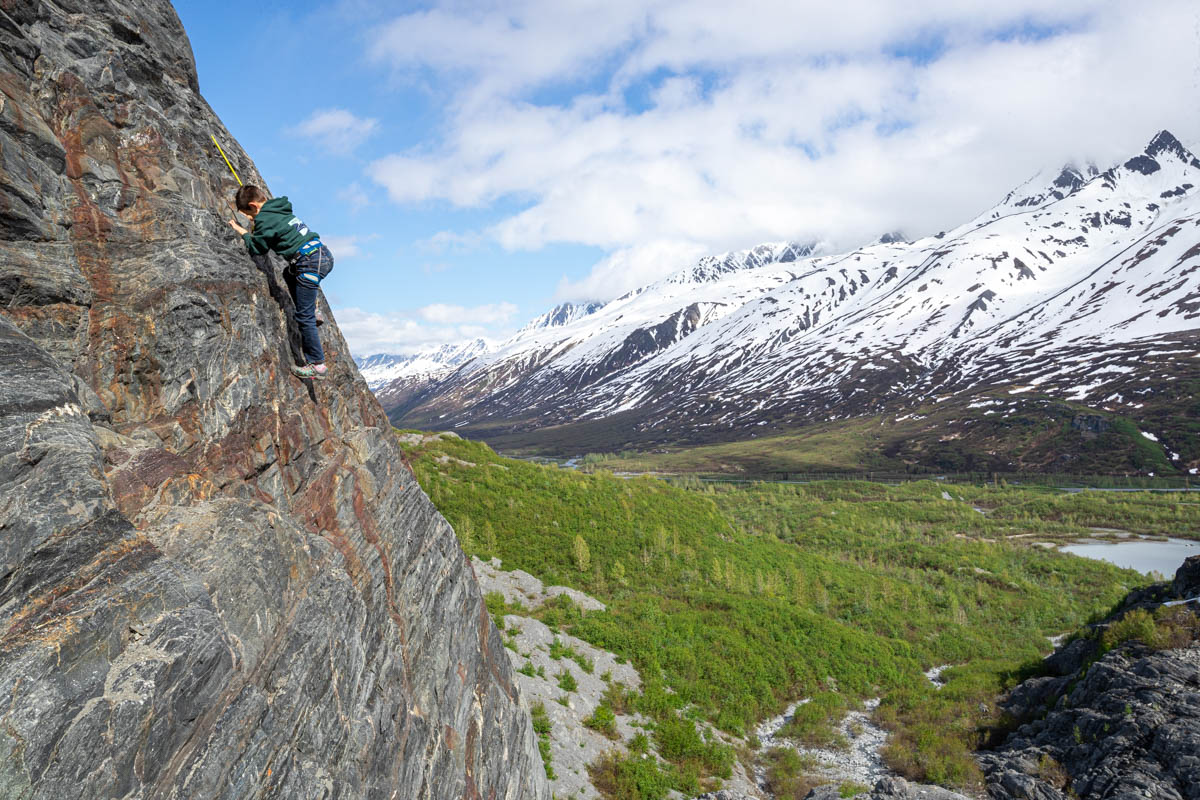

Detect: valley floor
[397,430,1200,799]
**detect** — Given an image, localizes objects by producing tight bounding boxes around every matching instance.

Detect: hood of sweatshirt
[259,196,292,215]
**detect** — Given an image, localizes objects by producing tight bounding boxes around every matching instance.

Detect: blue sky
[176,0,1200,356]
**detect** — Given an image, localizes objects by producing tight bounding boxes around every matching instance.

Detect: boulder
[982,573,1200,800]
[1174,555,1200,601]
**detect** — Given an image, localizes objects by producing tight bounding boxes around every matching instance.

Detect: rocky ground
[472,556,762,799]
[980,556,1200,800]
[752,699,892,791]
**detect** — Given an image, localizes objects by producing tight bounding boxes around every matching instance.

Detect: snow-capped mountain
[382,131,1200,464]
[355,338,492,391]
[519,302,604,332]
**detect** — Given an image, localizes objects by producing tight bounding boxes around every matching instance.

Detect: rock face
[980,559,1200,800]
[0,2,549,798]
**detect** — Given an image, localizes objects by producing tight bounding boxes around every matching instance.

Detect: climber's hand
[228,219,248,235]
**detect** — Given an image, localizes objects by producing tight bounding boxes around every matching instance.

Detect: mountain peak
[995,162,1096,214]
[521,301,604,332]
[668,241,818,286]
[1051,163,1098,192]
[1144,129,1200,168]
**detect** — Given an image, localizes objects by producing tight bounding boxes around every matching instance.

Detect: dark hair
[235,184,268,212]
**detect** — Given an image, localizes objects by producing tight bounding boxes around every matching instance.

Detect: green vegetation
[589,751,675,800]
[585,704,619,738]
[530,701,555,780]
[399,431,1169,796]
[652,715,734,779]
[549,637,595,673]
[762,747,824,799]
[780,693,851,749]
[875,661,1002,786]
[1100,605,1200,652]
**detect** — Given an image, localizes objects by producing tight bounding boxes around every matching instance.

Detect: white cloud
[367,0,1200,301]
[418,302,519,324]
[333,304,513,355]
[417,229,485,254]
[337,182,370,212]
[321,235,362,259]
[555,240,708,302]
[291,108,379,154]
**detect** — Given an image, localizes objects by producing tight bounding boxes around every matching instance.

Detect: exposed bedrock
[0,1,548,797]
[980,557,1200,800]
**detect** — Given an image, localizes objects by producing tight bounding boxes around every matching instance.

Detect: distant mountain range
[361,131,1200,473]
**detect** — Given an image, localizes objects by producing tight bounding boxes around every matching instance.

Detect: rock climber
[228,185,333,379]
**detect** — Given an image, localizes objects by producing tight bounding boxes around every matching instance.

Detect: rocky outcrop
[980,558,1200,800]
[0,1,548,798]
[695,775,970,800]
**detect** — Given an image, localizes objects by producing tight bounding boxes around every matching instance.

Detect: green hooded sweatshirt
[242,196,319,258]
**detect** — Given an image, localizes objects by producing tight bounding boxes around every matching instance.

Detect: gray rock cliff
[980,557,1200,800]
[0,1,550,797]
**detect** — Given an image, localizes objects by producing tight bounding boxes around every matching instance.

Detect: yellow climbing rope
[210,133,242,186]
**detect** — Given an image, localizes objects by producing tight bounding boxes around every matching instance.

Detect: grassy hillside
[398,431,1184,796]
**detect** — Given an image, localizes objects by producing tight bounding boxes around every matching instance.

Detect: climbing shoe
[291,363,328,379]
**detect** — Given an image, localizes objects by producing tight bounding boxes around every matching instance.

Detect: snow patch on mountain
[355,338,492,390]
[382,131,1200,440]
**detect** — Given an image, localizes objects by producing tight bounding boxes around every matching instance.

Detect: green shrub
[589,751,672,800]
[548,635,597,674]
[781,692,851,749]
[1101,606,1200,652]
[530,702,555,779]
[1102,609,1159,650]
[603,681,635,715]
[652,717,734,779]
[558,669,578,692]
[531,702,551,735]
[762,747,823,799]
[585,704,619,738]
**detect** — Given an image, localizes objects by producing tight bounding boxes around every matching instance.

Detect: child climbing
[228,185,333,379]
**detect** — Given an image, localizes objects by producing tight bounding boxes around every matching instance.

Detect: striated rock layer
[0,1,549,798]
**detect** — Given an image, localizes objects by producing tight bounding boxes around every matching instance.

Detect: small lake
[1061,538,1200,576]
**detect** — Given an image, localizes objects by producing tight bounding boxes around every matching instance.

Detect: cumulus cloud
[291,108,379,154]
[417,229,485,254]
[366,0,1200,301]
[333,303,514,355]
[555,240,708,303]
[320,235,362,259]
[418,302,518,324]
[337,182,371,213]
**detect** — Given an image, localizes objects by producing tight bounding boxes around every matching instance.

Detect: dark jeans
[285,244,333,365]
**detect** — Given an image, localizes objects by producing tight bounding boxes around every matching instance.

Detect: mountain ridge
[379,130,1200,472]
